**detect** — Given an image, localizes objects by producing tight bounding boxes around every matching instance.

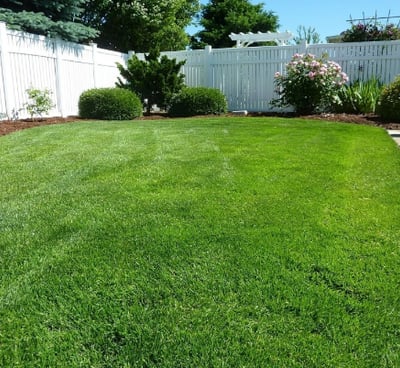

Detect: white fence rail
[1,20,400,117]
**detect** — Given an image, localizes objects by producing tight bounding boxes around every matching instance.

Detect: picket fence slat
[1,21,400,118]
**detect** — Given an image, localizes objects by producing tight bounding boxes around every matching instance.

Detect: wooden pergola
[229,31,293,47]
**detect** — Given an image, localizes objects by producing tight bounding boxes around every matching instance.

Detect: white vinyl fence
[0,22,127,118]
[159,40,400,112]
[1,20,400,117]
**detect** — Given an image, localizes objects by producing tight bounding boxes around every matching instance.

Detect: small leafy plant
[25,87,54,119]
[271,53,349,114]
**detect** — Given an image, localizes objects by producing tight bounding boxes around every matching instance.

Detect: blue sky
[188,0,400,42]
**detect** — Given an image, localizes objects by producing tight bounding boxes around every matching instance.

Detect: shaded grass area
[0,117,400,367]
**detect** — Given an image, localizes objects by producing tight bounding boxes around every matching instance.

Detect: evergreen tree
[0,0,98,42]
[192,0,279,48]
[116,49,186,113]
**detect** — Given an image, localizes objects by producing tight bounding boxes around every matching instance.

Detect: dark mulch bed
[246,112,400,130]
[0,117,82,136]
[1,113,399,137]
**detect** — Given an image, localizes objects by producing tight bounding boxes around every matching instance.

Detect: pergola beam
[229,31,293,47]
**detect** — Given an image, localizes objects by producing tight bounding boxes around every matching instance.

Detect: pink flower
[293,53,303,59]
[340,72,349,82]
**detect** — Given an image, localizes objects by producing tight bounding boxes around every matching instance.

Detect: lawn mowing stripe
[0,117,399,367]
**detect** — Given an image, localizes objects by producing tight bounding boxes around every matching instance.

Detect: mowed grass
[0,117,400,367]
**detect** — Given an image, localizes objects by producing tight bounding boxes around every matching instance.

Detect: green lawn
[0,117,399,367]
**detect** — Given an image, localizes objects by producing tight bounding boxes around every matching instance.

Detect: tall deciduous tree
[0,0,98,42]
[191,0,279,48]
[293,25,321,45]
[82,0,199,52]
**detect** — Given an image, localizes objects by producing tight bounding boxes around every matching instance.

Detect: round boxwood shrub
[78,87,142,120]
[168,87,227,117]
[376,76,400,122]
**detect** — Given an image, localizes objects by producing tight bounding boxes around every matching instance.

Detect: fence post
[203,45,213,87]
[300,39,308,54]
[55,39,67,117]
[0,22,15,119]
[91,43,98,88]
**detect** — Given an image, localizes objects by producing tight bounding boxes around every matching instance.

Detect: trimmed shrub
[376,76,400,122]
[168,87,227,117]
[78,87,142,120]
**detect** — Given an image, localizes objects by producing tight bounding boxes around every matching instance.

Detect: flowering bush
[271,53,349,114]
[342,22,400,42]
[376,76,400,122]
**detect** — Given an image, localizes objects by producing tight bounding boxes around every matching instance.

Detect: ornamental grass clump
[271,53,349,114]
[335,78,383,114]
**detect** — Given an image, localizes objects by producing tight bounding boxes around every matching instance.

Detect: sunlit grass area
[1,117,399,367]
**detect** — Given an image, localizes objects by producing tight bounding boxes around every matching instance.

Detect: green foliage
[0,1,98,43]
[192,0,278,48]
[78,88,142,120]
[335,78,383,114]
[82,0,200,52]
[271,53,349,114]
[293,25,321,45]
[25,87,54,119]
[117,49,186,114]
[341,21,400,42]
[168,87,227,116]
[376,76,400,121]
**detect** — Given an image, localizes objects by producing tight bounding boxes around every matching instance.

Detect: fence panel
[307,40,400,84]
[160,44,303,111]
[4,28,59,118]
[0,22,128,118]
[57,42,95,116]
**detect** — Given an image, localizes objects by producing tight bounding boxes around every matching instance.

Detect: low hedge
[168,87,227,117]
[78,88,142,120]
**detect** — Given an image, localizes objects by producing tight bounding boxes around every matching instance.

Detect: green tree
[293,25,321,45]
[0,0,98,42]
[191,0,279,48]
[82,0,199,52]
[116,49,186,114]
